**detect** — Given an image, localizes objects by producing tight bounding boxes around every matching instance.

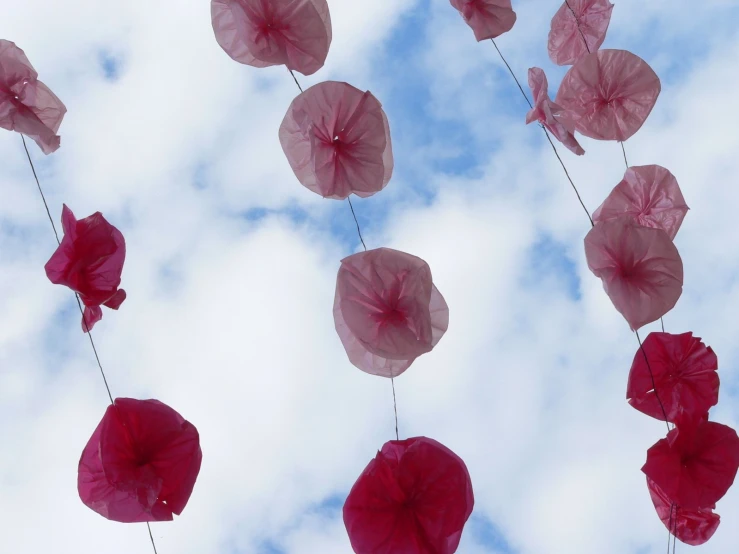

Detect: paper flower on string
[584,217,683,330]
[0,39,66,154]
[525,67,584,156]
[343,437,474,554]
[334,248,449,378]
[593,165,689,240]
[642,418,739,512]
[211,0,331,76]
[647,477,720,547]
[449,0,516,41]
[78,398,202,523]
[45,205,127,332]
[280,81,393,200]
[627,332,719,423]
[555,49,661,141]
[548,0,614,66]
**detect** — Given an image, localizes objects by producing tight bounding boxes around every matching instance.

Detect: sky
[2,0,739,553]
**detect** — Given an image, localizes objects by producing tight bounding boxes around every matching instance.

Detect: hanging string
[22,136,115,406]
[347,197,368,251]
[564,1,591,55]
[22,135,159,554]
[559,13,680,547]
[492,27,679,548]
[146,521,159,554]
[288,68,304,93]
[490,31,672,434]
[490,39,594,226]
[391,376,399,441]
[665,503,675,554]
[621,141,629,168]
[287,70,399,440]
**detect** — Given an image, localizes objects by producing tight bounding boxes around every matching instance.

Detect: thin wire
[490,40,594,227]
[391,378,399,441]
[286,72,395,442]
[490,39,532,109]
[76,295,115,405]
[497,15,675,551]
[558,23,678,532]
[23,136,116,406]
[347,197,368,251]
[288,68,304,93]
[23,136,158,552]
[285,70,369,252]
[146,523,159,554]
[666,503,675,554]
[565,0,591,54]
[635,330,671,433]
[542,128,594,227]
[620,141,629,168]
[23,136,60,244]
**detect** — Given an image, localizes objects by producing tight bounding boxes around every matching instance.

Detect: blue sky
[2,1,739,553]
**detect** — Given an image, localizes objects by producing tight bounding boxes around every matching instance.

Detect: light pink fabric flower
[525,67,584,156]
[555,49,661,141]
[593,165,689,240]
[211,0,331,76]
[279,81,393,200]
[449,0,516,41]
[334,248,449,378]
[0,40,66,154]
[584,217,683,330]
[548,0,614,66]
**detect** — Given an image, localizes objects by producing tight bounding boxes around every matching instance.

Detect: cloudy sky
[2,1,739,553]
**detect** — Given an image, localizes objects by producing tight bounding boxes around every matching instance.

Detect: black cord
[288,68,304,93]
[22,135,157,552]
[490,40,594,227]
[391,378,399,441]
[564,0,591,54]
[621,141,629,168]
[347,197,368,251]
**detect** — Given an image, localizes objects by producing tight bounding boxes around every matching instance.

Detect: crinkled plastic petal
[78,406,172,522]
[647,477,720,547]
[642,420,739,511]
[78,398,202,522]
[60,204,77,240]
[279,81,393,199]
[0,40,66,154]
[449,0,516,41]
[343,437,474,554]
[0,39,38,84]
[211,0,331,76]
[334,248,449,372]
[627,332,719,422]
[584,217,683,330]
[525,67,584,156]
[103,289,127,310]
[548,0,614,66]
[593,165,689,240]
[334,281,448,378]
[555,49,660,141]
[82,305,103,333]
